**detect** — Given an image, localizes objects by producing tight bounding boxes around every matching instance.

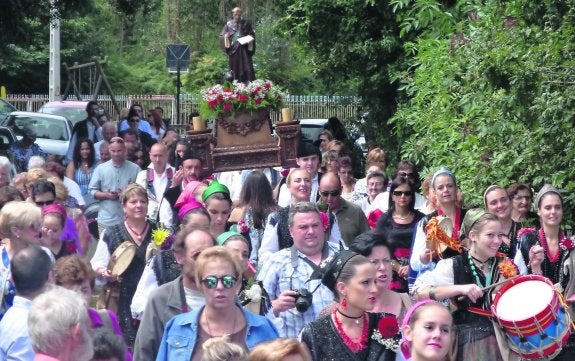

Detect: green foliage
[390,0,575,228]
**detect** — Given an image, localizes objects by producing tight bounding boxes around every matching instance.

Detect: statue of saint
[219,7,256,82]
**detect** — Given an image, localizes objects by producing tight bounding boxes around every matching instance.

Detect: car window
[0,129,14,149]
[40,107,87,124]
[300,125,324,143]
[0,99,16,116]
[9,115,69,141]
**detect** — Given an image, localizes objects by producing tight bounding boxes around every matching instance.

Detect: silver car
[1,111,72,157]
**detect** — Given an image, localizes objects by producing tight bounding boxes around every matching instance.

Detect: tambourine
[425,216,459,255]
[107,241,136,276]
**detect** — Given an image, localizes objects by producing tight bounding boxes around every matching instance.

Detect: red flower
[367,209,383,229]
[320,211,330,231]
[280,168,290,177]
[264,82,271,89]
[238,94,249,102]
[378,316,399,338]
[223,103,232,112]
[563,237,574,250]
[65,241,77,254]
[517,227,535,238]
[254,98,262,105]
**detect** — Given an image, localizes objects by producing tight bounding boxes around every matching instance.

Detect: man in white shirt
[277,142,322,207]
[135,143,175,229]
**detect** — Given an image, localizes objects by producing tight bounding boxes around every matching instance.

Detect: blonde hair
[120,183,148,205]
[0,201,41,238]
[47,176,68,203]
[194,246,241,290]
[366,148,387,170]
[201,335,247,361]
[248,338,312,361]
[26,168,47,185]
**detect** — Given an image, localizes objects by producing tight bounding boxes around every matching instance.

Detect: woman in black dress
[376,177,425,292]
[300,250,397,361]
[92,183,157,347]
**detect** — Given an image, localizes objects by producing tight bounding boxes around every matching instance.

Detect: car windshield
[41,107,87,125]
[9,115,70,141]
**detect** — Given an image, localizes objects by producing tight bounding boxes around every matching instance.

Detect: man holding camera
[257,202,338,338]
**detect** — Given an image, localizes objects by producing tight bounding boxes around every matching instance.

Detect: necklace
[125,221,148,242]
[393,211,412,220]
[470,254,488,272]
[333,311,368,353]
[336,308,364,325]
[467,252,492,288]
[538,228,564,263]
[205,311,237,337]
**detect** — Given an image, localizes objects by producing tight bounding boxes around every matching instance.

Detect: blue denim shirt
[155,305,279,361]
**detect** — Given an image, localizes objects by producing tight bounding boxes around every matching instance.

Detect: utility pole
[49,0,61,101]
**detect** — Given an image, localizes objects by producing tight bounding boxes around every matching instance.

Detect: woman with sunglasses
[506,183,537,226]
[483,185,520,259]
[156,246,278,361]
[217,231,271,315]
[410,168,467,281]
[300,250,396,361]
[376,177,425,292]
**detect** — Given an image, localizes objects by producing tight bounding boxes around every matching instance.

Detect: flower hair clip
[320,211,330,231]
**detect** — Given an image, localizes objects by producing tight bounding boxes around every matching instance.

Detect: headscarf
[459,208,487,240]
[175,180,203,208]
[535,184,562,209]
[430,167,456,189]
[177,200,203,222]
[42,203,67,219]
[309,250,359,292]
[202,179,230,202]
[483,184,505,207]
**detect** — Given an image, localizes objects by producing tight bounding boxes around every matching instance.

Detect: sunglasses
[201,275,237,289]
[320,190,341,197]
[392,190,413,197]
[398,171,415,178]
[35,199,55,207]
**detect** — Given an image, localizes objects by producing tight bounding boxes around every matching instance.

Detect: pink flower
[517,227,536,238]
[223,103,232,112]
[320,212,330,231]
[238,94,249,102]
[367,209,383,229]
[563,237,574,250]
[378,316,399,338]
[264,82,271,89]
[254,98,262,105]
[237,220,249,234]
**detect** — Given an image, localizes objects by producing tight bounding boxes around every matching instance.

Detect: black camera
[293,288,313,313]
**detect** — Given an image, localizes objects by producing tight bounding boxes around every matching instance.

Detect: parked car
[39,100,106,125]
[0,126,18,177]
[0,111,72,157]
[299,118,328,144]
[0,98,17,123]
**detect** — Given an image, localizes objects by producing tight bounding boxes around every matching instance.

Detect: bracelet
[429,286,437,300]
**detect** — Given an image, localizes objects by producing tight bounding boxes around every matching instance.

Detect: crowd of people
[0,100,573,361]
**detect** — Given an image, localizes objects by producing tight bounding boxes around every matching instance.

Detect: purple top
[61,216,82,254]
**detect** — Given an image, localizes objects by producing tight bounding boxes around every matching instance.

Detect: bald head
[102,121,118,142]
[319,171,343,211]
[150,142,168,171]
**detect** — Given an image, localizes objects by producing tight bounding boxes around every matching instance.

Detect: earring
[341,297,348,310]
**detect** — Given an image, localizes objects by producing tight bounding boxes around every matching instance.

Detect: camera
[293,288,313,313]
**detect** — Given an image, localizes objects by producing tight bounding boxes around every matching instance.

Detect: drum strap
[467,306,493,318]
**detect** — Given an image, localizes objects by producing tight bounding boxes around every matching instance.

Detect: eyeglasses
[35,199,55,207]
[392,190,413,197]
[398,171,415,179]
[201,275,237,289]
[513,195,531,201]
[320,190,341,198]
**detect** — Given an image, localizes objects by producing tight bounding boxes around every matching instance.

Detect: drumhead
[108,241,137,276]
[496,280,554,320]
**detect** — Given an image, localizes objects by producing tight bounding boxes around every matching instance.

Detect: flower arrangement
[199,79,287,119]
[151,227,175,250]
[372,315,401,351]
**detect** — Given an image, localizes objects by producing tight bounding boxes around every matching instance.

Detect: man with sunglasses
[133,229,215,361]
[319,172,369,246]
[258,202,338,338]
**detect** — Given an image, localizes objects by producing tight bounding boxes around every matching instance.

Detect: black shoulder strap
[290,245,329,272]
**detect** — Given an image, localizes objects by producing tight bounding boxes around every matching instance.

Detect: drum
[107,241,136,276]
[492,274,571,359]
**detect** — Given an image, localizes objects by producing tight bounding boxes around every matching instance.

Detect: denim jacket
[155,304,279,361]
